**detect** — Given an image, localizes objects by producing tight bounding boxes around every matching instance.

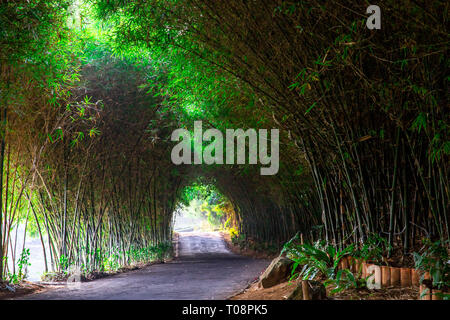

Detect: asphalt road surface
[18,232,270,300]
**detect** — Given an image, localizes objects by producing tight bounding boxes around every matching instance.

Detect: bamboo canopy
[0,0,448,279]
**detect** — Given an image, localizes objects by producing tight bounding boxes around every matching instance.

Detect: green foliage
[58,254,70,271]
[413,239,449,299]
[0,0,448,286]
[53,242,173,276]
[178,181,236,231]
[18,248,31,281]
[231,233,247,249]
[354,233,391,264]
[7,248,31,284]
[410,113,427,134]
[179,182,217,207]
[282,237,365,294]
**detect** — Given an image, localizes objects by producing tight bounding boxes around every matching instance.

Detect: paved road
[18,232,270,300]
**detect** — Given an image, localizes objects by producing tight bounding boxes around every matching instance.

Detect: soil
[0,281,46,300]
[229,279,300,300]
[230,277,420,300]
[329,286,419,300]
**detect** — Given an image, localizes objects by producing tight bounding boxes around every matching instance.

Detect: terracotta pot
[400,268,412,287]
[390,267,400,286]
[411,269,420,287]
[347,256,354,268]
[419,284,432,300]
[381,266,391,287]
[352,257,360,273]
[341,257,349,269]
[349,257,358,273]
[354,259,362,277]
[366,264,382,290]
[361,262,368,278]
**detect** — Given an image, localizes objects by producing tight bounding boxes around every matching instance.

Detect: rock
[287,280,326,300]
[259,256,294,288]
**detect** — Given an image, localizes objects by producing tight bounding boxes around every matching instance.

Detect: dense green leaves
[0,0,448,282]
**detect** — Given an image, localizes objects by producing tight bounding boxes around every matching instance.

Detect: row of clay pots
[338,256,446,300]
[364,264,421,289]
[339,256,441,300]
[339,256,419,287]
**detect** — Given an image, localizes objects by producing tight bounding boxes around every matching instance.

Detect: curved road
[18,232,269,300]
